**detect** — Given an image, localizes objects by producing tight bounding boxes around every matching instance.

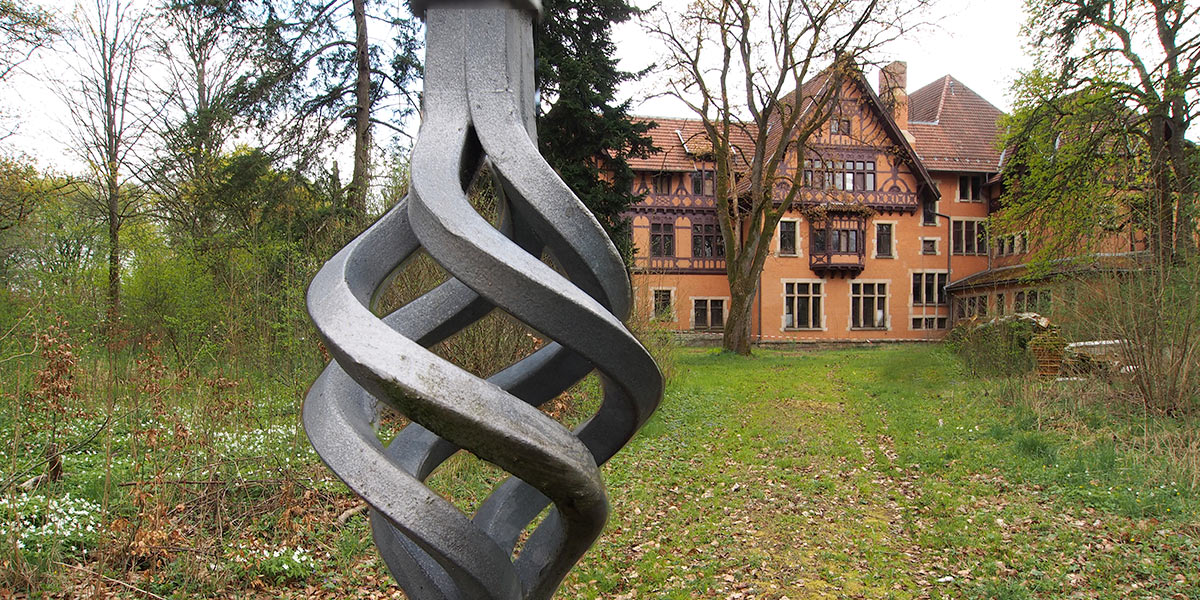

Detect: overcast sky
[3,0,1033,172]
[612,0,1033,119]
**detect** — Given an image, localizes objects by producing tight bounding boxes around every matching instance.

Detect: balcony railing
[635,256,726,274]
[797,189,919,213]
[809,250,865,276]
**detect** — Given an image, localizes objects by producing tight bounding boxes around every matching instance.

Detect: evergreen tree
[534,0,655,262]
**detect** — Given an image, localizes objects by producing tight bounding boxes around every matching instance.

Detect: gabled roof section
[755,65,940,202]
[627,116,756,173]
[908,76,1005,173]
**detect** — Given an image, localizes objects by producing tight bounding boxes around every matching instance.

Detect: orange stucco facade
[625,63,1024,343]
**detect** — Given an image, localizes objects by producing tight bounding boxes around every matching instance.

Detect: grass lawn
[3,344,1198,598]
[559,345,1199,599]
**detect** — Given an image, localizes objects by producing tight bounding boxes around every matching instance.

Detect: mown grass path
[559,345,1200,599]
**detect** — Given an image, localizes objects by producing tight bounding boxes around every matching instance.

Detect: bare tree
[57,0,151,331]
[0,0,57,84]
[647,0,928,355]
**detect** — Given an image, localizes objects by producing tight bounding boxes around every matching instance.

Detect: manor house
[625,62,1102,342]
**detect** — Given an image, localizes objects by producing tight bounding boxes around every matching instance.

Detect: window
[921,239,938,255]
[958,174,985,201]
[851,282,887,329]
[922,198,938,225]
[996,293,1006,316]
[955,295,988,319]
[830,118,851,136]
[784,282,822,329]
[814,228,861,253]
[779,221,798,256]
[911,272,948,306]
[875,223,894,258]
[691,222,725,258]
[691,170,715,196]
[1015,289,1051,313]
[652,289,673,321]
[803,159,875,191]
[952,220,988,255]
[652,174,672,195]
[650,222,674,257]
[693,298,725,330]
[911,317,948,330]
[994,231,1029,257]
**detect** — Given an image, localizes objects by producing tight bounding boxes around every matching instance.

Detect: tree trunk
[1149,112,1175,266]
[106,178,121,336]
[349,0,371,222]
[1167,115,1196,258]
[722,287,754,355]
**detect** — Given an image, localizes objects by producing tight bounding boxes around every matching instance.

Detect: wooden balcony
[809,251,865,277]
[809,214,867,278]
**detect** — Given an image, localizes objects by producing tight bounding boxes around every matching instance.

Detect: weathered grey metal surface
[302,3,663,599]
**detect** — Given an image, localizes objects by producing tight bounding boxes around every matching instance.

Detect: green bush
[945,316,1038,376]
[124,247,224,363]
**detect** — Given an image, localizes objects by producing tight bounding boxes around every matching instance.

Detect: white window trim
[919,236,941,256]
[848,278,891,332]
[871,220,898,259]
[650,286,676,322]
[780,278,826,332]
[689,296,730,331]
[777,218,801,257]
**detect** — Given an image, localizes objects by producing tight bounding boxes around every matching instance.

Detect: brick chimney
[879,61,908,131]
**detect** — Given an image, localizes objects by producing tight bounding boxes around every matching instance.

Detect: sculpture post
[302,2,663,598]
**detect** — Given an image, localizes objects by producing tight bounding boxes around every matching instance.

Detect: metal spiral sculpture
[302,2,663,598]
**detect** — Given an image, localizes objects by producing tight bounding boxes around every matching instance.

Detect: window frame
[922,197,940,226]
[649,221,675,257]
[850,280,890,331]
[782,279,824,331]
[920,237,940,256]
[803,158,876,192]
[873,221,896,259]
[690,169,715,197]
[651,288,674,322]
[778,219,799,256]
[652,173,673,195]
[910,316,948,330]
[951,218,989,256]
[957,174,985,202]
[911,271,949,306]
[691,220,725,259]
[691,297,728,331]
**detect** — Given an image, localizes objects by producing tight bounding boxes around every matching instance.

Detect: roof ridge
[934,75,952,124]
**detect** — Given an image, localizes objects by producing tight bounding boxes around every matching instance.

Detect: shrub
[945,315,1039,376]
[1059,262,1200,416]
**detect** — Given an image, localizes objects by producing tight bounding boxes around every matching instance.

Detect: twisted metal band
[303,5,663,599]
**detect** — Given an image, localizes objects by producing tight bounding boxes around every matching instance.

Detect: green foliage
[535,0,656,262]
[945,316,1037,376]
[997,77,1144,268]
[124,244,223,363]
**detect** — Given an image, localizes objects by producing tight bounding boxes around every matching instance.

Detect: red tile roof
[907,76,1005,173]
[627,116,756,172]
